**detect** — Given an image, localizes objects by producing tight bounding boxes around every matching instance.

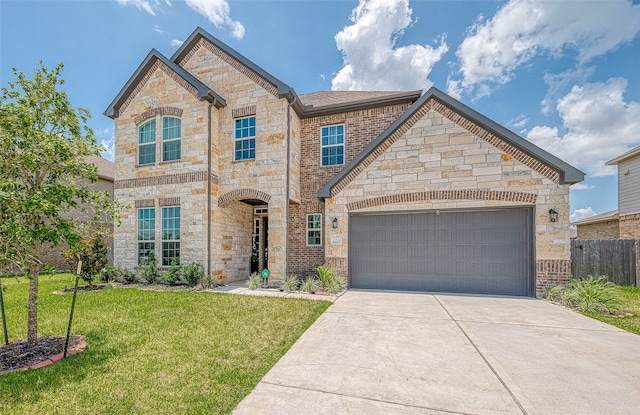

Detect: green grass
[0,274,331,414]
[583,286,640,335]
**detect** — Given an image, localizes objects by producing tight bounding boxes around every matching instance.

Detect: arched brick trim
[180,38,279,98]
[120,60,199,116]
[218,189,272,207]
[134,107,184,125]
[346,190,537,211]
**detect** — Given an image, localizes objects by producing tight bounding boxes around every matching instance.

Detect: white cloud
[449,0,640,97]
[331,0,448,91]
[570,183,595,191]
[115,0,162,16]
[507,114,529,131]
[170,39,184,49]
[541,66,594,115]
[99,131,115,161]
[570,207,597,223]
[184,0,245,40]
[526,78,640,177]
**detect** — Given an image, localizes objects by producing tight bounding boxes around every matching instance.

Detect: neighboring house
[42,156,115,270]
[606,145,640,239]
[573,210,619,239]
[105,27,584,297]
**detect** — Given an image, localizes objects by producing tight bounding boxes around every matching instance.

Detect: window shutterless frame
[320,124,344,166]
[234,116,256,161]
[161,206,181,266]
[306,213,322,246]
[162,117,181,162]
[138,119,156,165]
[137,208,155,264]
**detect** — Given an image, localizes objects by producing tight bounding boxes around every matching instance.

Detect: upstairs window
[235,116,256,161]
[306,213,322,246]
[162,117,181,162]
[321,124,344,166]
[161,206,181,266]
[138,119,156,165]
[137,208,155,264]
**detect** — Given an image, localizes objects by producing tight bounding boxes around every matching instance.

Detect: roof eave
[300,90,422,119]
[606,145,640,165]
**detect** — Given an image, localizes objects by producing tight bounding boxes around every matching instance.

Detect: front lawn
[0,274,330,414]
[584,286,640,335]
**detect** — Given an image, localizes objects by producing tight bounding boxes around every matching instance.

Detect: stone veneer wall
[620,213,640,239]
[323,107,572,294]
[288,103,412,275]
[576,220,620,240]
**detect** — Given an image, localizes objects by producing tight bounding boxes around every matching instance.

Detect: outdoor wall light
[549,208,558,223]
[332,217,338,229]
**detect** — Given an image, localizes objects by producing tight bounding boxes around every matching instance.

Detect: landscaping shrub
[247,273,260,290]
[98,265,121,283]
[300,277,319,294]
[62,235,109,285]
[120,269,137,284]
[544,276,619,313]
[182,262,204,287]
[164,259,182,286]
[280,274,299,292]
[317,264,345,294]
[136,255,160,284]
[200,274,218,289]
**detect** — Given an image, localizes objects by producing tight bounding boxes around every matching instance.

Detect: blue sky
[2,0,640,222]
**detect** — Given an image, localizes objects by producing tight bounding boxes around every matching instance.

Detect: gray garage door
[349,208,534,296]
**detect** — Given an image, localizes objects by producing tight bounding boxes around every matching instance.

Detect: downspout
[207,98,216,278]
[285,96,296,277]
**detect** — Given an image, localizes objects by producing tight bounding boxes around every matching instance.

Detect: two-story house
[105,27,584,297]
[606,145,640,238]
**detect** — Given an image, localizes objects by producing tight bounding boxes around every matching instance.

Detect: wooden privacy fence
[571,239,640,286]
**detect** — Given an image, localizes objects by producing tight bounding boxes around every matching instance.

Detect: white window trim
[137,207,155,264]
[306,213,322,246]
[138,119,156,166]
[162,116,181,162]
[234,115,256,162]
[320,124,345,167]
[161,206,181,266]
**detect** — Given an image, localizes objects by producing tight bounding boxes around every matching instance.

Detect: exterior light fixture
[332,217,338,229]
[549,208,558,223]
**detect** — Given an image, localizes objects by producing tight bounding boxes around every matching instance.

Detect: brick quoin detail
[115,171,216,190]
[347,190,538,211]
[180,38,279,98]
[536,259,571,294]
[134,107,184,125]
[218,189,271,207]
[119,60,199,116]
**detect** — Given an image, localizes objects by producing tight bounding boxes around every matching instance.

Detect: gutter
[206,97,217,278]
[285,95,296,277]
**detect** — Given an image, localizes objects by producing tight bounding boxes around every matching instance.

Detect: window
[137,208,155,263]
[162,117,181,162]
[306,214,322,246]
[162,206,180,266]
[138,119,156,165]
[321,124,344,166]
[235,116,256,161]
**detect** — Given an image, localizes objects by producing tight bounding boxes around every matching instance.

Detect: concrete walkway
[233,290,640,415]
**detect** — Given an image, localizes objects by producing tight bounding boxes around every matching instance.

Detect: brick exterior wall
[288,104,411,275]
[576,220,620,240]
[620,213,640,239]
[536,259,571,293]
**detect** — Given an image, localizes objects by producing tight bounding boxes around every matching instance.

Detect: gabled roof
[85,156,115,181]
[606,144,640,165]
[317,87,585,198]
[298,90,421,118]
[104,49,226,119]
[572,209,619,226]
[171,27,294,99]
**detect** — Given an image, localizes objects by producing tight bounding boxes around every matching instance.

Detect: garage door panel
[349,208,533,296]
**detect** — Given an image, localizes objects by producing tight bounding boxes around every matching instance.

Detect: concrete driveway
[233,290,640,415]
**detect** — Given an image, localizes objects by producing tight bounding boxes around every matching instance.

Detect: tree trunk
[27,262,39,347]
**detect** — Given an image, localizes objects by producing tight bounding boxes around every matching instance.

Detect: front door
[251,207,269,273]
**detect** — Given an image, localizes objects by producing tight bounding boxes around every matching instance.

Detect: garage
[349,208,535,296]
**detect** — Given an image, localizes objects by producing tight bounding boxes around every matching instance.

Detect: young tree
[0,62,115,347]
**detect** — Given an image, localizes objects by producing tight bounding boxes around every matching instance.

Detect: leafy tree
[62,235,110,285]
[0,62,116,347]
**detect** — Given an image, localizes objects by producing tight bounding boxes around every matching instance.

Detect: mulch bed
[0,335,86,374]
[59,284,108,294]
